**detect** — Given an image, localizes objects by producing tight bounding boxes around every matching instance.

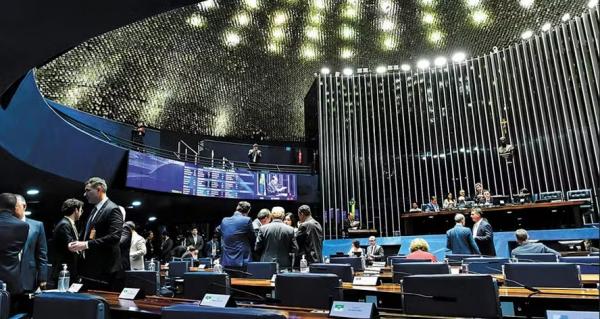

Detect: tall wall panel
[317,8,600,239]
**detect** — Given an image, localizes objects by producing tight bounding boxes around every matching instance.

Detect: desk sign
[365,267,382,272]
[119,288,141,300]
[330,301,378,319]
[198,264,207,269]
[68,283,83,293]
[353,276,379,286]
[201,294,231,308]
[372,262,386,267]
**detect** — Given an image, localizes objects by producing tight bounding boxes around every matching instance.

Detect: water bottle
[148,258,156,272]
[300,255,308,273]
[58,264,70,292]
[213,260,223,274]
[360,254,367,271]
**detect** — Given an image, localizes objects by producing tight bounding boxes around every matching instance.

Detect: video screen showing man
[267,174,288,195]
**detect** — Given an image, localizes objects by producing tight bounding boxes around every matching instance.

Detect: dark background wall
[314,9,599,238]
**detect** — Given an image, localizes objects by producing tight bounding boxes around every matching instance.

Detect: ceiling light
[132,200,142,207]
[521,30,533,39]
[417,59,430,69]
[236,12,251,26]
[341,25,355,39]
[472,10,488,25]
[379,0,392,12]
[434,56,447,66]
[267,42,281,53]
[321,67,331,74]
[380,19,395,31]
[198,0,218,10]
[541,23,552,31]
[429,30,443,43]
[420,0,435,6]
[309,12,323,25]
[314,0,327,10]
[561,13,571,21]
[589,0,599,8]
[382,36,396,50]
[452,52,466,62]
[518,0,534,8]
[342,6,358,19]
[273,11,288,26]
[148,216,157,222]
[401,64,411,71]
[271,28,285,40]
[225,31,241,47]
[376,65,387,74]
[422,13,435,24]
[305,26,320,39]
[341,48,354,59]
[466,0,480,7]
[343,68,354,76]
[187,14,207,28]
[25,211,32,216]
[244,0,260,9]
[26,189,40,195]
[301,45,317,60]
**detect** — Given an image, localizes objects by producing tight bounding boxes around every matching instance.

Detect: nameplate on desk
[68,283,83,293]
[198,264,207,269]
[365,267,382,272]
[330,301,378,319]
[353,276,379,286]
[371,262,385,267]
[201,294,231,308]
[119,288,141,300]
[363,270,380,276]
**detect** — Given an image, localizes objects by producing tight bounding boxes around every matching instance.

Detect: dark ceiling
[35,0,593,141]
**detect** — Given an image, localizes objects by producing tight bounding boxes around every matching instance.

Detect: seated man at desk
[511,229,559,257]
[424,196,440,212]
[365,236,384,262]
[409,202,421,212]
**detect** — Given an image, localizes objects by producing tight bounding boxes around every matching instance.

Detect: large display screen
[126,151,297,200]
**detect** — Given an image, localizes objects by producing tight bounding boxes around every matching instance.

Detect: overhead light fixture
[26,189,40,196]
[561,13,571,21]
[148,216,157,222]
[224,31,241,47]
[301,45,317,60]
[132,200,142,207]
[271,28,285,40]
[541,23,552,31]
[235,12,251,26]
[382,36,396,50]
[243,0,260,9]
[420,0,435,6]
[422,13,435,24]
[187,14,207,28]
[401,64,411,71]
[519,0,534,8]
[340,48,354,59]
[273,11,288,26]
[428,30,443,43]
[305,26,320,39]
[321,67,330,74]
[379,0,392,13]
[521,29,533,39]
[340,25,355,39]
[25,211,32,216]
[434,56,447,67]
[342,68,354,76]
[589,0,599,8]
[466,0,480,7]
[452,52,466,62]
[471,10,488,25]
[380,19,395,31]
[376,65,387,74]
[417,59,430,69]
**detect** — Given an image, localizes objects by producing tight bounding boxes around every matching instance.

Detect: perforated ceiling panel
[36,0,593,141]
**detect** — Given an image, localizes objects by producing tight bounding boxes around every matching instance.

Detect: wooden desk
[492,274,599,286]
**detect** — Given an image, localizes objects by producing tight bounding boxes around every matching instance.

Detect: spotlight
[561,13,571,21]
[401,64,411,71]
[342,68,354,76]
[452,52,466,62]
[321,67,331,74]
[519,0,534,8]
[148,216,157,222]
[132,200,142,207]
[417,59,430,69]
[589,0,599,8]
[376,65,387,74]
[521,30,533,39]
[541,23,552,31]
[434,56,447,67]
[26,189,40,195]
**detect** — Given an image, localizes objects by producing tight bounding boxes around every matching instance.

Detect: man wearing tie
[366,236,385,262]
[15,195,48,292]
[471,209,496,256]
[186,227,204,257]
[68,177,123,291]
[52,198,83,284]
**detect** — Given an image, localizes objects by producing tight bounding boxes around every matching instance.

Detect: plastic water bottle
[148,258,156,272]
[213,260,223,274]
[58,264,70,292]
[300,255,308,273]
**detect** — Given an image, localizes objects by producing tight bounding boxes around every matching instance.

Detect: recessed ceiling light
[417,59,430,69]
[187,14,207,28]
[380,19,395,31]
[243,0,259,9]
[561,13,571,21]
[429,30,443,43]
[340,25,355,39]
[379,0,392,12]
[341,48,354,59]
[422,13,435,24]
[541,23,552,31]
[343,68,354,76]
[521,30,533,39]
[434,56,447,66]
[519,0,534,8]
[225,31,241,47]
[273,11,288,26]
[472,10,488,25]
[271,28,285,40]
[452,52,467,62]
[382,36,396,50]
[401,64,411,71]
[301,45,317,60]
[236,12,251,26]
[321,67,331,75]
[26,189,40,195]
[589,0,599,8]
[148,216,157,222]
[466,0,480,7]
[305,26,320,40]
[132,200,142,207]
[376,66,387,74]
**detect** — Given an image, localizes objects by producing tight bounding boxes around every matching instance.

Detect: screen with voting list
[126,150,297,200]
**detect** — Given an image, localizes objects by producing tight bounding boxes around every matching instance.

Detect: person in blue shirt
[446,213,480,255]
[218,201,256,276]
[424,196,440,212]
[511,229,559,257]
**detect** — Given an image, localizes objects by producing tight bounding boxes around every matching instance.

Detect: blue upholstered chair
[33,292,108,319]
[183,272,230,300]
[329,257,364,271]
[274,273,342,309]
[246,262,278,279]
[463,257,510,274]
[513,253,558,262]
[309,263,354,282]
[559,256,599,275]
[503,263,581,288]
[392,262,450,283]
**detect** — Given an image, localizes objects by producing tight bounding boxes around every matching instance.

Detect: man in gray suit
[15,194,48,292]
[255,206,298,269]
[296,205,323,264]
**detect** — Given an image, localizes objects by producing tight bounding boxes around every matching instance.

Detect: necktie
[84,207,98,240]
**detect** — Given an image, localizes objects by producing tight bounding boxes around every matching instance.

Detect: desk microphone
[78,276,110,287]
[222,268,254,277]
[209,282,280,304]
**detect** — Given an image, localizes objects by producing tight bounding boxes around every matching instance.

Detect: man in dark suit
[52,198,83,284]
[68,177,123,291]
[297,205,323,264]
[471,208,496,256]
[446,213,480,255]
[185,227,204,257]
[255,206,298,269]
[0,193,29,295]
[220,201,255,275]
[15,195,48,292]
[205,233,221,259]
[160,231,174,262]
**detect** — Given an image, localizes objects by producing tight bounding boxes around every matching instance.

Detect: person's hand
[68,241,87,252]
[39,282,47,290]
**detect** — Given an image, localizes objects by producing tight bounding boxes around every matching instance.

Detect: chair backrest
[169,261,190,278]
[246,262,278,279]
[125,270,159,297]
[514,253,558,262]
[329,257,363,271]
[463,257,511,274]
[33,292,108,319]
[171,257,183,262]
[161,303,286,319]
[589,252,599,256]
[392,263,451,283]
[445,254,481,265]
[402,274,501,318]
[387,255,405,266]
[309,263,354,282]
[392,258,432,264]
[503,263,581,288]
[274,273,342,309]
[197,257,212,267]
[558,256,599,275]
[183,272,230,300]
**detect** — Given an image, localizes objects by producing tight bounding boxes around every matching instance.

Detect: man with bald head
[446,213,480,255]
[255,206,298,269]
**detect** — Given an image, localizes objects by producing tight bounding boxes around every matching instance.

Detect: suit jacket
[20,218,48,291]
[511,242,559,257]
[52,217,79,282]
[129,232,146,270]
[366,244,385,261]
[185,235,204,253]
[446,224,480,255]
[296,216,324,264]
[220,212,255,267]
[81,199,123,282]
[255,220,298,268]
[473,220,496,256]
[160,237,174,262]
[205,239,221,258]
[0,210,29,294]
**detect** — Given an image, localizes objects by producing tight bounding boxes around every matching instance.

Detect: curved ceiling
[35,0,594,141]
